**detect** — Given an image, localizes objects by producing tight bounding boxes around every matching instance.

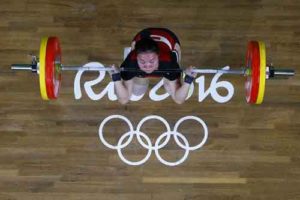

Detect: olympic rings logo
[98,115,208,166]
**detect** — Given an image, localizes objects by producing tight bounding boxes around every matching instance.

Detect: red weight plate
[245,41,260,104]
[45,37,62,99]
[245,42,254,103]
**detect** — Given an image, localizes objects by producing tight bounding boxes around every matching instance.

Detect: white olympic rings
[98,115,208,166]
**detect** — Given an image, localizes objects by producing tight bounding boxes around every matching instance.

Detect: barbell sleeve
[269,67,295,78]
[11,64,34,71]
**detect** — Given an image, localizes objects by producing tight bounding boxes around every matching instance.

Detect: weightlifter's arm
[163,66,196,104]
[114,79,133,104]
[110,65,133,104]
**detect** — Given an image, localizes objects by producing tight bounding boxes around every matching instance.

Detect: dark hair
[135,38,159,54]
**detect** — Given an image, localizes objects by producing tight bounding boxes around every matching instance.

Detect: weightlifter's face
[137,52,159,74]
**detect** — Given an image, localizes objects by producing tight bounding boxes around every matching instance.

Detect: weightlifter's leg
[132,77,149,96]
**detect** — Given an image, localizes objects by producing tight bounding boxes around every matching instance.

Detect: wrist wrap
[112,73,121,82]
[184,74,194,84]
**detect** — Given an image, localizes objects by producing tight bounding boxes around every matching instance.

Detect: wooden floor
[0,0,300,199]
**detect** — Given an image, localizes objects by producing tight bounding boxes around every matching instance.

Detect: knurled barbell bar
[11,36,295,104]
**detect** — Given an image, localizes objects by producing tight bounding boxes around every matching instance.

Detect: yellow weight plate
[39,37,49,100]
[256,41,266,104]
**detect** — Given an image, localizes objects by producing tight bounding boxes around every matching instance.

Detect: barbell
[11,36,295,104]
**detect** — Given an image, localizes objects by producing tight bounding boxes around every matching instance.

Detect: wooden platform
[0,0,299,199]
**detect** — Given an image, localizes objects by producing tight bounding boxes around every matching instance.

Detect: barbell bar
[11,36,295,103]
[11,63,295,76]
[11,62,247,74]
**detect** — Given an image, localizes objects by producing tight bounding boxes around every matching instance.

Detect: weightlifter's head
[135,38,159,74]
